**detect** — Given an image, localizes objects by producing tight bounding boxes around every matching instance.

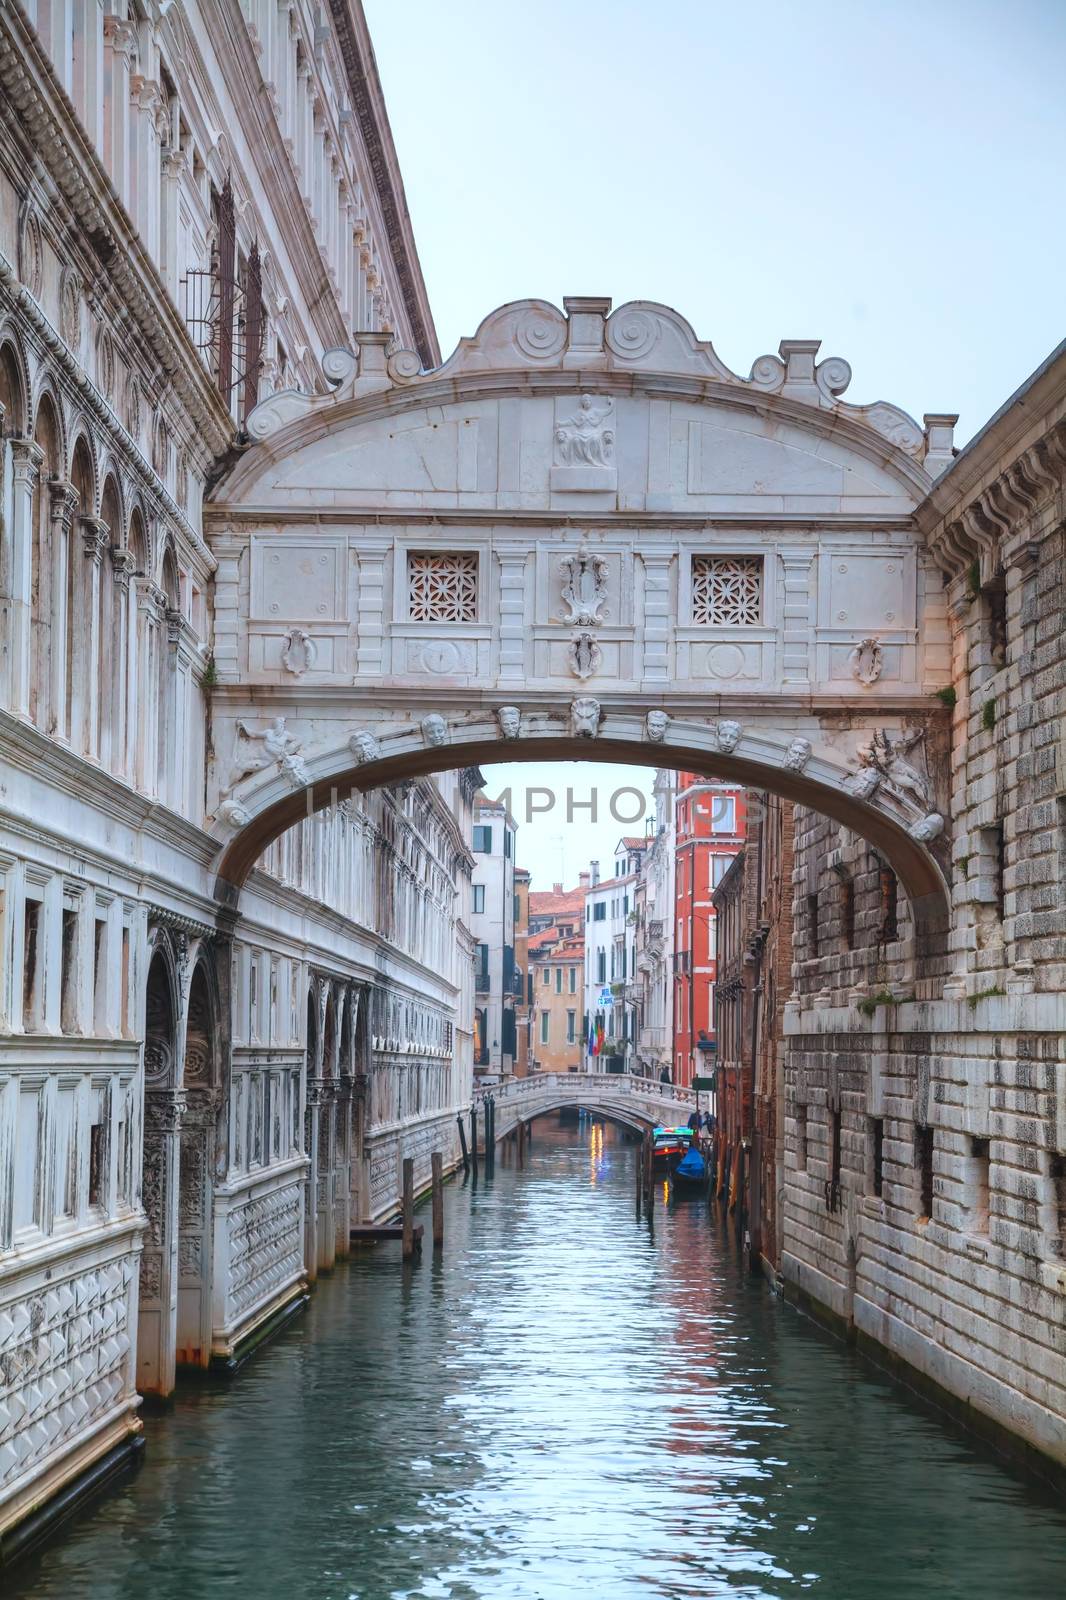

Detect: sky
[363,0,1065,889]
[480,761,660,886]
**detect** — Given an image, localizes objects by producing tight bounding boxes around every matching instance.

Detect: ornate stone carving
[280,751,311,789]
[59,266,83,352]
[81,516,110,562]
[909,812,945,843]
[713,719,743,754]
[554,394,614,469]
[281,627,317,676]
[495,705,521,739]
[226,716,304,792]
[348,730,381,764]
[420,713,448,748]
[570,697,602,739]
[644,709,670,743]
[559,542,609,626]
[568,631,602,681]
[854,728,930,810]
[849,637,884,686]
[217,798,251,829]
[17,200,42,298]
[783,737,813,772]
[844,767,882,800]
[514,306,567,360]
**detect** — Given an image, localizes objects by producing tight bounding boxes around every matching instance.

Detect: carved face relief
[714,719,743,754]
[909,812,944,843]
[495,705,521,739]
[217,799,251,829]
[844,767,881,800]
[349,731,381,764]
[570,697,602,739]
[421,713,448,748]
[645,710,670,743]
[784,737,813,772]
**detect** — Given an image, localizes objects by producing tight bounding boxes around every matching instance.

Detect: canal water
[11,1118,1066,1599]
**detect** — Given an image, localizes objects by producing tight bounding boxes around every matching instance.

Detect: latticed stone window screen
[407,551,478,622]
[692,556,762,626]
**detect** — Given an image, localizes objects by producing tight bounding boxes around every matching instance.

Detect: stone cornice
[0,708,218,870]
[915,341,1066,577]
[327,0,439,368]
[0,1,234,459]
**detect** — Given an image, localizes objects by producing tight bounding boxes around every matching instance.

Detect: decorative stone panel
[228,1181,303,1322]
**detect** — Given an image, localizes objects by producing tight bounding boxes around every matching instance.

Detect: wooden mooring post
[517,1118,526,1168]
[485,1097,495,1175]
[457,1112,469,1175]
[470,1103,479,1182]
[431,1151,444,1250]
[635,1132,643,1219]
[402,1157,416,1259]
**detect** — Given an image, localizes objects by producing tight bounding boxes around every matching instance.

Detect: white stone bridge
[477,1071,696,1141]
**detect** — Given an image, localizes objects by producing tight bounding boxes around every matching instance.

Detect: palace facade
[0,0,472,1554]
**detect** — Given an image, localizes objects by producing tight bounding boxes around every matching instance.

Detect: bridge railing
[473,1071,694,1113]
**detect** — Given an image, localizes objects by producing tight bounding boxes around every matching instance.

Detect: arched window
[69,436,94,750]
[98,476,122,766]
[30,393,61,733]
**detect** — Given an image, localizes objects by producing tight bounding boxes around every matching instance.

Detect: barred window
[408,551,477,622]
[692,555,762,625]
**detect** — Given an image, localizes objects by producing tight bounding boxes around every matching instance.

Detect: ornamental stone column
[137,578,167,797]
[102,15,136,202]
[48,479,79,742]
[139,1088,187,1398]
[78,515,109,757]
[6,439,43,718]
[109,547,137,778]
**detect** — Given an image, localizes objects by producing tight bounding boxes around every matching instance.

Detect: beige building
[529,928,584,1074]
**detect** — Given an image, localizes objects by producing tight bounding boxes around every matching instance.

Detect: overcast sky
[364,0,1065,889]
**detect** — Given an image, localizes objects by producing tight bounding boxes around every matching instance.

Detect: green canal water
[11,1118,1066,1599]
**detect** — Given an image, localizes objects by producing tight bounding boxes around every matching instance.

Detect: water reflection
[10,1118,1066,1600]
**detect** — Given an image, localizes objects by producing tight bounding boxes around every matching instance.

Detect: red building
[672,776,746,1087]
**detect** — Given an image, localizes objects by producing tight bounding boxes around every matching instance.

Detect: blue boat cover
[675,1148,706,1181]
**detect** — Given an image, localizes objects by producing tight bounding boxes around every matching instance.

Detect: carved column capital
[138,577,167,615]
[144,1090,188,1133]
[48,478,80,528]
[103,14,138,57]
[111,546,138,587]
[9,437,44,487]
[80,515,110,561]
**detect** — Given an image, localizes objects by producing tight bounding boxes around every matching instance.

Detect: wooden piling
[635,1133,643,1219]
[517,1118,525,1168]
[470,1104,479,1181]
[486,1097,495,1174]
[457,1113,469,1175]
[402,1157,415,1259]
[431,1151,444,1249]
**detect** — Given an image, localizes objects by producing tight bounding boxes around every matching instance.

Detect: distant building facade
[583,840,647,1071]
[673,778,746,1086]
[470,797,518,1079]
[634,773,676,1080]
[513,867,531,1076]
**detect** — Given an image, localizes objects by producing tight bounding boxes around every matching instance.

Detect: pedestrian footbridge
[479,1072,696,1141]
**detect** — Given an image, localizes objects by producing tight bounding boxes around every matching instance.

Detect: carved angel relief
[551,396,617,490]
[853,728,931,810]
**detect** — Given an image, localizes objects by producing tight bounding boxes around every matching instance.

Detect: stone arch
[29,388,63,731]
[68,422,98,514]
[138,942,179,1395]
[97,473,124,766]
[0,330,29,435]
[211,713,950,961]
[176,956,220,1369]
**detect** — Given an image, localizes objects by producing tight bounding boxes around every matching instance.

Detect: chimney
[553,882,563,894]
[590,859,600,886]
[578,871,590,890]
